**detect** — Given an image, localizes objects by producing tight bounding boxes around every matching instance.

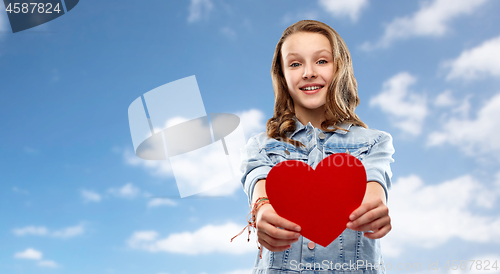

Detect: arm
[346,131,395,239]
[346,181,391,239]
[253,179,301,252]
[240,136,301,251]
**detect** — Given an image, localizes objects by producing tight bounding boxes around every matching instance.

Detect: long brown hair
[267,20,367,147]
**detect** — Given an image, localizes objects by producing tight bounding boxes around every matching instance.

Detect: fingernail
[295,226,301,231]
[294,233,300,237]
[349,215,355,220]
[346,222,352,227]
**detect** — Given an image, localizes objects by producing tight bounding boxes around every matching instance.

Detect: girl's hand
[255,203,301,252]
[346,182,391,239]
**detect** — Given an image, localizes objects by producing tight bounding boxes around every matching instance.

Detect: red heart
[265,153,367,247]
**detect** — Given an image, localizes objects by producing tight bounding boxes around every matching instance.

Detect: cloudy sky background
[1,0,500,273]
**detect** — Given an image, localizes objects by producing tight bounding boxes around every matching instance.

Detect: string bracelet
[230,196,270,259]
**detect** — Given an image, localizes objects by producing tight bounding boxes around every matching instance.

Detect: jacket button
[285,149,290,155]
[318,132,325,139]
[308,241,315,250]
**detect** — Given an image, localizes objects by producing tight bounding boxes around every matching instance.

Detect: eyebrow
[284,49,332,59]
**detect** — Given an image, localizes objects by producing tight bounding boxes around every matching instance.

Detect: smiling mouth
[300,86,324,91]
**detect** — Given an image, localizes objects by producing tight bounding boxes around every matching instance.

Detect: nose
[302,63,317,79]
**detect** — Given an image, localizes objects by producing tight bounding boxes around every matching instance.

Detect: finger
[257,229,299,248]
[265,212,301,233]
[258,238,293,252]
[257,221,301,242]
[364,223,391,239]
[349,200,380,221]
[348,215,390,232]
[349,214,390,231]
[347,205,388,229]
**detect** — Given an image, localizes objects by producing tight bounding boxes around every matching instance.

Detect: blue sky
[1,0,500,273]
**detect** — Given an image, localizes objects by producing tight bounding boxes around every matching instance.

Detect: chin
[304,101,326,108]
[303,104,326,110]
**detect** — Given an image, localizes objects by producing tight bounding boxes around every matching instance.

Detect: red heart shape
[266,153,367,247]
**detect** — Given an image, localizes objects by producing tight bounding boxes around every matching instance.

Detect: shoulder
[245,131,298,152]
[345,125,393,145]
[246,132,268,147]
[245,132,277,150]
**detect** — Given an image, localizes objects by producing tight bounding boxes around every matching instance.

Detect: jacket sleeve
[362,131,395,203]
[240,134,275,206]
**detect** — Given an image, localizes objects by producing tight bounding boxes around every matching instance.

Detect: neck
[295,107,325,129]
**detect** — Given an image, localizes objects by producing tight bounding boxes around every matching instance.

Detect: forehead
[281,32,332,56]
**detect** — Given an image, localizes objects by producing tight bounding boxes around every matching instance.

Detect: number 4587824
[5,3,61,14]
[443,260,498,271]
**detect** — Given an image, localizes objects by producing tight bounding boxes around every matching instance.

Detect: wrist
[255,203,271,218]
[251,197,270,222]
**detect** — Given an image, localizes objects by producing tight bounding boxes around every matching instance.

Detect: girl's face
[281,32,334,118]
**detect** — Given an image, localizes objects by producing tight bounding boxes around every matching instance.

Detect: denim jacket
[240,119,395,274]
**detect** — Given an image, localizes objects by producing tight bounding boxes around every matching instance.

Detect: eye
[290,62,300,68]
[317,59,328,64]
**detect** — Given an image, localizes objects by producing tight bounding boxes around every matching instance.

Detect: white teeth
[301,86,322,91]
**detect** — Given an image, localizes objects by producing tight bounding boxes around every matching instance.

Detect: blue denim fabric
[240,119,395,274]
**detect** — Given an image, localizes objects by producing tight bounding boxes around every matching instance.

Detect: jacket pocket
[324,143,370,161]
[263,144,308,165]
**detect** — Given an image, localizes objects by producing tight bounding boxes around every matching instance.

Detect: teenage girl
[240,20,395,273]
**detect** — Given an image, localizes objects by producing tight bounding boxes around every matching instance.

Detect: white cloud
[124,148,173,177]
[81,189,102,203]
[108,183,141,199]
[23,146,39,154]
[13,224,85,239]
[129,230,159,243]
[50,68,60,82]
[52,224,85,239]
[434,90,456,107]
[127,222,257,255]
[187,0,214,23]
[370,72,427,135]
[13,226,48,236]
[427,92,500,157]
[362,0,490,50]
[170,140,243,197]
[38,260,59,268]
[147,198,177,208]
[318,0,369,22]
[444,35,500,81]
[383,174,500,257]
[124,109,264,197]
[152,116,189,133]
[191,178,241,197]
[220,26,237,40]
[12,186,30,195]
[125,145,243,198]
[13,248,60,268]
[165,116,188,128]
[237,109,266,139]
[14,248,43,260]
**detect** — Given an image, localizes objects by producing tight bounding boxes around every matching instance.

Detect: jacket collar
[290,117,352,138]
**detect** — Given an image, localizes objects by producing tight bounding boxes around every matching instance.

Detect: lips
[300,83,323,88]
[299,83,324,93]
[299,85,324,95]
